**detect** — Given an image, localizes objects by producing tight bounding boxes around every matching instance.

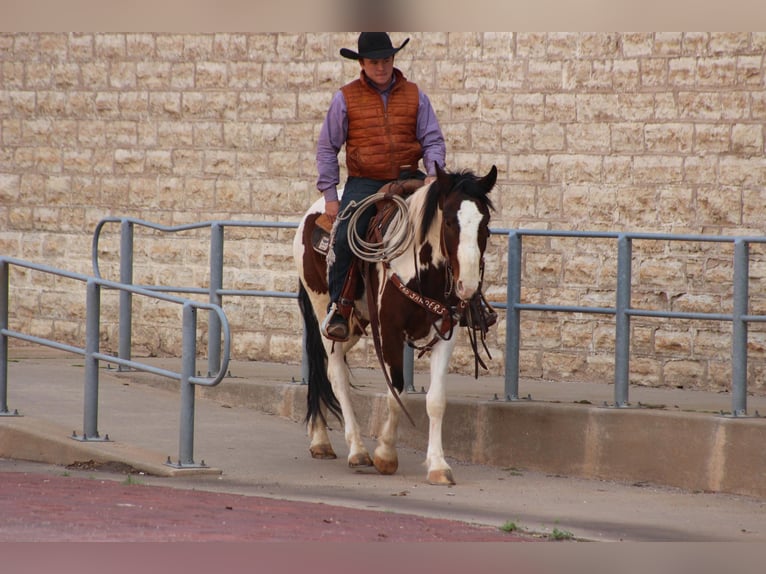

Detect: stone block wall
[1,32,765,392]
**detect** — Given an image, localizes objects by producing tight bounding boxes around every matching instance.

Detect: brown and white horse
[293,164,496,485]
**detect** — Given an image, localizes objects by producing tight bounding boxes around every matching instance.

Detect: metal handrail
[92,216,299,284]
[92,216,299,378]
[494,228,766,416]
[0,256,231,468]
[91,216,766,416]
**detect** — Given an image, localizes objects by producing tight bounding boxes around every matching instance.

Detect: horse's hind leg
[425,338,457,485]
[308,405,337,460]
[326,343,373,467]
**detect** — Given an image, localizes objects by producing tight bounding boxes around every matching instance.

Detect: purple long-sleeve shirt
[316,71,446,203]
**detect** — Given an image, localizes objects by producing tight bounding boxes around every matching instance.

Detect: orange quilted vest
[341,69,422,180]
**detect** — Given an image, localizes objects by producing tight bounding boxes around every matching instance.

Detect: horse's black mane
[419,170,495,244]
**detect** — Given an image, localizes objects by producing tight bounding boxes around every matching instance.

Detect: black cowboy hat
[340,32,410,60]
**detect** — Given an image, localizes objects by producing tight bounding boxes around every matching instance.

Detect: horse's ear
[479,165,497,193]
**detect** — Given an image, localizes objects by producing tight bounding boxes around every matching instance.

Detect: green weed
[499,521,518,532]
[122,474,143,486]
[550,527,574,540]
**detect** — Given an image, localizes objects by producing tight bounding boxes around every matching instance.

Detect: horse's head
[422,164,497,301]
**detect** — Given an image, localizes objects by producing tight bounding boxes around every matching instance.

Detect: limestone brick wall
[1,32,765,393]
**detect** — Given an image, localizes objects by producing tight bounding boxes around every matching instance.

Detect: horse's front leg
[326,343,373,467]
[425,336,458,485]
[372,331,408,475]
[373,378,402,476]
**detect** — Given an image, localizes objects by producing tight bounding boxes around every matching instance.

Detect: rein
[364,264,416,427]
[461,288,497,378]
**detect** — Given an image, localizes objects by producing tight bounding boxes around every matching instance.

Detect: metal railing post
[403,344,415,393]
[178,302,198,466]
[614,235,632,407]
[0,261,10,415]
[81,279,102,439]
[300,328,309,384]
[208,223,224,376]
[504,231,521,400]
[731,239,749,416]
[118,219,134,369]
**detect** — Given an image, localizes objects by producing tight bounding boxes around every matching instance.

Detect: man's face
[360,56,394,90]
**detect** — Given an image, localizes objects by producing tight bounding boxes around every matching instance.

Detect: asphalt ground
[0,462,530,542]
[1,349,766,552]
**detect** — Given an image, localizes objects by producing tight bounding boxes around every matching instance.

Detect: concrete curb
[193,377,766,499]
[0,416,221,478]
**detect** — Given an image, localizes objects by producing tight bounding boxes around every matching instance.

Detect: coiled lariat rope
[339,192,413,262]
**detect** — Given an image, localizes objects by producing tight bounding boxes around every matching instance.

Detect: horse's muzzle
[456,279,478,300]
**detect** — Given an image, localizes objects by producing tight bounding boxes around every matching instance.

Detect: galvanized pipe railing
[92,217,298,379]
[0,256,231,468]
[92,216,766,416]
[496,228,766,416]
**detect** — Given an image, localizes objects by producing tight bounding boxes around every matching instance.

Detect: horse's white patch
[388,188,444,281]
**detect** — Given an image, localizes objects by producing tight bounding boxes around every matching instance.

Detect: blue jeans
[327,177,387,309]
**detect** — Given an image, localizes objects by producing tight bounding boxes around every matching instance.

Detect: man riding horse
[316,32,447,341]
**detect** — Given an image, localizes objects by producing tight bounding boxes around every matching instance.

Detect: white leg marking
[425,336,457,480]
[325,340,371,466]
[373,391,401,474]
[308,406,336,459]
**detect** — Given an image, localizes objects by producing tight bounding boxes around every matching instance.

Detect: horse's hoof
[348,452,374,467]
[310,444,337,460]
[427,468,456,485]
[373,454,399,475]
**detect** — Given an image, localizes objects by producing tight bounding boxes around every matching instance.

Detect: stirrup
[321,303,349,342]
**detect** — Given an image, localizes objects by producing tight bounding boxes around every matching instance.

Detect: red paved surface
[0,471,534,542]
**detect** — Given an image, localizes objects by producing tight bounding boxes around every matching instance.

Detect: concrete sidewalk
[1,348,765,542]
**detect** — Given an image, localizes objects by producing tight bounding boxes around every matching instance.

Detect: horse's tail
[297,280,342,426]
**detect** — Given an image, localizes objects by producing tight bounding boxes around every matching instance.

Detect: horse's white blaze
[455,200,483,300]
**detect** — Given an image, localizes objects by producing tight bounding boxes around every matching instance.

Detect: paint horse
[293,164,497,485]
